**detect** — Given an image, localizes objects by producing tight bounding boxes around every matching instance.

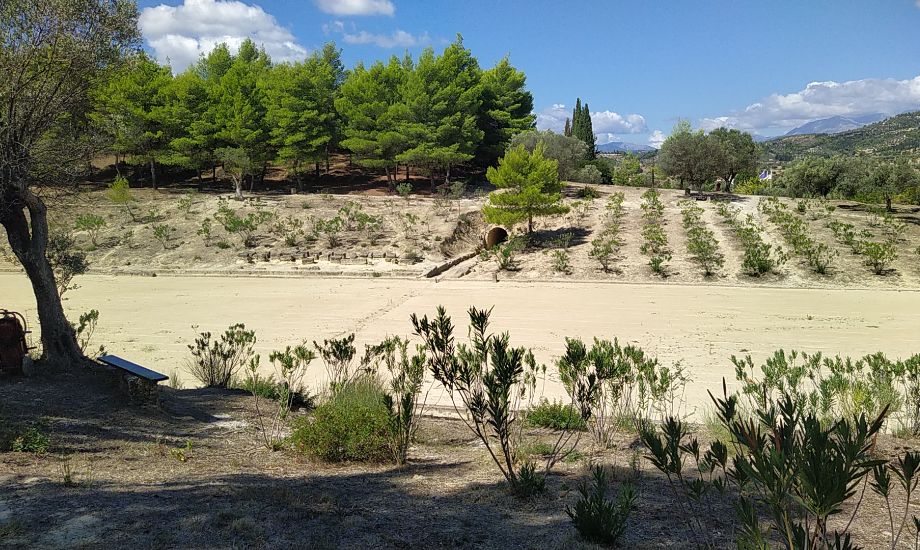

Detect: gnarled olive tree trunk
[1,186,83,367]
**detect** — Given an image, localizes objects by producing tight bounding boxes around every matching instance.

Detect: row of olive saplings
[639,188,672,275]
[588,191,627,273]
[821,203,910,275]
[759,196,838,274]
[680,201,724,276]
[715,201,787,276]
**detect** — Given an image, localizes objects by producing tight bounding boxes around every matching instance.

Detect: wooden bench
[97,354,168,403]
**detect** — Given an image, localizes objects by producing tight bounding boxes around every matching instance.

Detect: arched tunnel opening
[484,226,508,248]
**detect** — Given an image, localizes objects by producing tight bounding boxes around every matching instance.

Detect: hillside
[763,110,920,160]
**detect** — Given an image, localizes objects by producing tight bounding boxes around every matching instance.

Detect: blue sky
[137,0,920,147]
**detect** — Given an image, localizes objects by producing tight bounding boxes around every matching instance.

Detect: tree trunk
[149,158,157,190]
[886,196,893,212]
[234,177,243,200]
[406,165,410,183]
[384,165,393,193]
[528,214,533,234]
[212,164,217,181]
[315,162,320,179]
[1,190,83,368]
[445,164,451,186]
[196,170,204,192]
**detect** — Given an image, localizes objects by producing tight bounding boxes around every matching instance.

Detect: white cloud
[648,130,666,149]
[140,0,307,71]
[700,75,920,133]
[343,29,429,48]
[535,104,647,137]
[314,0,394,16]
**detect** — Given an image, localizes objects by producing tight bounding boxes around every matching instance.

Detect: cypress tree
[571,98,583,138]
[563,117,571,137]
[581,102,596,159]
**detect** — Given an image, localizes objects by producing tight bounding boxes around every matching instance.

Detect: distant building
[759,169,773,180]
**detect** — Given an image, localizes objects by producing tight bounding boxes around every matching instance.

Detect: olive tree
[0,0,138,366]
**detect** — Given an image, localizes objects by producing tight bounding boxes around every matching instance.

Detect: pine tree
[91,52,175,189]
[337,57,408,191]
[475,56,535,167]
[482,143,569,233]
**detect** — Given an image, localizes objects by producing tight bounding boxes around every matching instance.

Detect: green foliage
[151,223,176,250]
[658,120,725,193]
[573,165,602,185]
[558,337,687,448]
[177,190,198,217]
[759,197,837,274]
[314,216,344,248]
[716,202,785,276]
[270,215,306,247]
[186,323,257,388]
[413,306,592,494]
[526,399,587,430]
[214,198,269,248]
[733,349,920,433]
[639,188,671,276]
[363,336,427,464]
[567,465,636,546]
[681,202,723,276]
[291,376,391,462]
[483,143,569,233]
[250,343,316,450]
[46,230,88,298]
[483,236,522,271]
[577,184,600,199]
[7,421,51,453]
[197,218,213,247]
[74,214,106,247]
[313,333,358,395]
[550,249,571,275]
[510,129,588,181]
[72,309,104,358]
[570,98,596,160]
[107,176,137,222]
[862,240,898,274]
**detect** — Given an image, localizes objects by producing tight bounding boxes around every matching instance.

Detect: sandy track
[4,272,920,416]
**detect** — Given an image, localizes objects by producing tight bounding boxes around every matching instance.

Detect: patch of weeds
[8,421,51,453]
[169,440,193,462]
[526,399,588,430]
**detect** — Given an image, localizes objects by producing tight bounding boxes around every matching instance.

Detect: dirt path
[4,272,920,416]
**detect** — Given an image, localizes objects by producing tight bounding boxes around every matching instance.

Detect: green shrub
[186,323,257,388]
[46,230,88,297]
[567,465,636,546]
[107,176,136,222]
[177,190,198,217]
[197,218,213,247]
[863,240,897,274]
[291,376,391,462]
[590,233,621,273]
[577,185,600,200]
[396,181,412,203]
[74,213,106,246]
[8,422,51,453]
[214,199,269,247]
[152,224,176,249]
[270,215,305,247]
[364,336,427,464]
[551,249,572,274]
[526,399,587,430]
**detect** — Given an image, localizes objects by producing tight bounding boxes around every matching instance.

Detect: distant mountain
[784,113,886,136]
[762,111,920,161]
[596,141,655,153]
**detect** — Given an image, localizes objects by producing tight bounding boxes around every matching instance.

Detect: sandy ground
[4,272,920,417]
